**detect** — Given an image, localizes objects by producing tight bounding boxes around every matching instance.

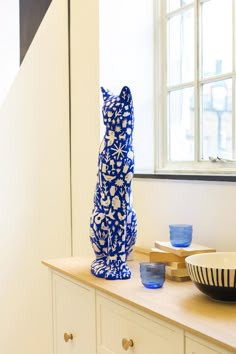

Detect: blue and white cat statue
[90,86,137,280]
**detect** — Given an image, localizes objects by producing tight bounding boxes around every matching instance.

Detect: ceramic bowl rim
[185,252,236,270]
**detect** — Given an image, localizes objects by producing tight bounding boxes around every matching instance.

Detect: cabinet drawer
[96,293,184,354]
[185,334,233,354]
[52,273,96,354]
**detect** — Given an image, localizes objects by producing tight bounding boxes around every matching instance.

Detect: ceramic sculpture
[90,86,137,280]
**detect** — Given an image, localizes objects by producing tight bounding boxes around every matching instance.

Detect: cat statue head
[101,86,134,137]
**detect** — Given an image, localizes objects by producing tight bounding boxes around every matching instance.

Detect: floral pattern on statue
[90,86,137,280]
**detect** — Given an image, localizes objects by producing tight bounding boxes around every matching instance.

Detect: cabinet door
[96,293,184,354]
[52,273,96,354]
[185,335,233,354]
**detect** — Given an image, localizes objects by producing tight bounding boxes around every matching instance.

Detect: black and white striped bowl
[185,252,236,302]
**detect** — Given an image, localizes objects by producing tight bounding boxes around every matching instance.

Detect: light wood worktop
[42,255,236,353]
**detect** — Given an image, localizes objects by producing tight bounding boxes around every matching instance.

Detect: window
[156,0,236,174]
[99,0,236,177]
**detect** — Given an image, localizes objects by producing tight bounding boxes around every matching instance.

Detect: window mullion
[194,0,200,162]
[233,0,236,73]
[232,78,235,159]
[200,0,211,4]
[200,72,234,84]
[167,3,194,19]
[168,81,194,91]
[155,0,167,172]
[153,0,158,172]
[154,0,161,171]
[232,0,236,158]
[161,0,168,170]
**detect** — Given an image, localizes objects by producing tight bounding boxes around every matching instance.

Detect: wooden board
[149,248,186,263]
[166,274,190,282]
[166,265,189,277]
[154,241,216,257]
[167,261,186,269]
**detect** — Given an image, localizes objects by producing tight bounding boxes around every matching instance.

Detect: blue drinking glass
[169,224,193,247]
[140,262,165,289]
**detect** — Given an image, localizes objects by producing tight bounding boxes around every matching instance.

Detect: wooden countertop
[42,255,236,353]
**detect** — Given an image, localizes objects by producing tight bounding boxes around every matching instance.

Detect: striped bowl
[185,252,236,302]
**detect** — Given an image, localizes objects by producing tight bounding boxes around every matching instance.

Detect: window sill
[134,172,236,182]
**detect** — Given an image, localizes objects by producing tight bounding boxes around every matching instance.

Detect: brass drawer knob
[64,332,73,342]
[122,338,134,350]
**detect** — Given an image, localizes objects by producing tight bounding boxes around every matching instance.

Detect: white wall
[0,1,71,353]
[99,0,154,171]
[133,178,236,251]
[70,0,100,257]
[72,1,236,261]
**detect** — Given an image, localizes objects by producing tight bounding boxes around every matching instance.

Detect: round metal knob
[64,332,73,342]
[122,338,134,350]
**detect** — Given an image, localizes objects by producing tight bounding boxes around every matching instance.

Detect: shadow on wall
[20,0,52,63]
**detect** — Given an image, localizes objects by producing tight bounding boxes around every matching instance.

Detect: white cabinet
[52,273,96,354]
[96,293,184,354]
[185,333,233,354]
[48,268,234,354]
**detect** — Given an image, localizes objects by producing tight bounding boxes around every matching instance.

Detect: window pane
[201,0,232,78]
[202,79,232,160]
[168,9,194,86]
[168,0,193,13]
[168,87,194,161]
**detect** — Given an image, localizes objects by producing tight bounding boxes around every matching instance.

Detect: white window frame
[154,0,236,176]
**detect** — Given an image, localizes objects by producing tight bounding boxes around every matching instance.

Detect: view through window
[100,0,236,175]
[160,0,236,173]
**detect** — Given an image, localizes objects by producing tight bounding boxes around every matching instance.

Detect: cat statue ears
[101,86,132,104]
[101,87,112,101]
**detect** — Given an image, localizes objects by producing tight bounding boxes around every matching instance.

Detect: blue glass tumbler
[169,224,193,247]
[140,262,165,289]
